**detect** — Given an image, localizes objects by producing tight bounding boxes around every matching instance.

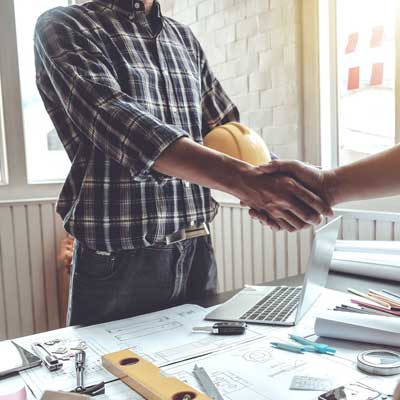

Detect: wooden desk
[195,271,400,308]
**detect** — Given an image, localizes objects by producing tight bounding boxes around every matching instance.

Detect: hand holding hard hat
[203,122,271,166]
[203,122,328,232]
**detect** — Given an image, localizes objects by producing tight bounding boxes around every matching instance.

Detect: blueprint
[163,335,364,400]
[5,294,400,399]
[13,304,263,398]
[77,304,264,366]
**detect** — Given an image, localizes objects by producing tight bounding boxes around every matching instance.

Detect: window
[336,0,396,166]
[319,0,399,168]
[14,0,72,183]
[302,0,400,211]
[0,0,78,199]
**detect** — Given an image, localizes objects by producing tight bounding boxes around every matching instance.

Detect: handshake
[235,160,338,232]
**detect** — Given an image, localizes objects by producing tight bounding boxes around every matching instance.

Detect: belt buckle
[165,223,209,245]
[165,229,186,245]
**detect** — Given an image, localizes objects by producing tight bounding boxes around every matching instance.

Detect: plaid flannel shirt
[34,0,239,251]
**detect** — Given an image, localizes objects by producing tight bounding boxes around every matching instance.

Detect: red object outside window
[345,32,358,53]
[347,67,360,90]
[370,26,384,48]
[370,63,384,86]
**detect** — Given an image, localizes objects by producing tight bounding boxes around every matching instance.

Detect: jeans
[67,236,217,326]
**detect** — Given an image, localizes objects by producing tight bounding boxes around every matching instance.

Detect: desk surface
[2,270,400,399]
[195,271,400,308]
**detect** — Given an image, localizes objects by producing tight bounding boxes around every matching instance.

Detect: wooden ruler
[102,349,211,400]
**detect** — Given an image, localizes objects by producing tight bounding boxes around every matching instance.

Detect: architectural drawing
[105,317,182,341]
[78,304,262,366]
[164,336,364,400]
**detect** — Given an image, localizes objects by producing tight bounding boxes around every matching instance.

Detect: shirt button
[134,2,143,10]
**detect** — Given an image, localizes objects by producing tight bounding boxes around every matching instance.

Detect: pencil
[347,288,391,308]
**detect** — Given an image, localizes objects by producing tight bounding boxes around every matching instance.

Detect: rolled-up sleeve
[197,43,240,137]
[196,39,278,160]
[34,12,188,179]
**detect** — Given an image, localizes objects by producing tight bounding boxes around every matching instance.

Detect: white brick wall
[161,0,302,159]
[76,0,303,158]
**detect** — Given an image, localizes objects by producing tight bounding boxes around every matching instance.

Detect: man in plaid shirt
[35,0,331,325]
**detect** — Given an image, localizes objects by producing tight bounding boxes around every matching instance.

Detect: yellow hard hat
[203,122,271,166]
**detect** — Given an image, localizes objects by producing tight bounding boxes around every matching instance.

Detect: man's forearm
[154,138,331,230]
[153,137,253,198]
[328,144,400,204]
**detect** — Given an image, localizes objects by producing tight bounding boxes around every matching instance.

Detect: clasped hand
[238,160,335,232]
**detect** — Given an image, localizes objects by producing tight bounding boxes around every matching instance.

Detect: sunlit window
[14,0,71,183]
[336,0,395,165]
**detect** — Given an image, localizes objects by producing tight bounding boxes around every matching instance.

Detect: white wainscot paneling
[1,199,400,339]
[0,199,67,340]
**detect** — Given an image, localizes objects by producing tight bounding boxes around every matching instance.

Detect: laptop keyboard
[239,286,302,323]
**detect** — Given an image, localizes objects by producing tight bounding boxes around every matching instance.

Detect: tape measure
[357,350,400,376]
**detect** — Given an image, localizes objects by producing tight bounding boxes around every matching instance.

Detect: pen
[289,334,336,354]
[347,288,390,308]
[271,342,305,354]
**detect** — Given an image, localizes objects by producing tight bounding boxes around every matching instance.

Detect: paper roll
[331,259,400,282]
[315,310,400,347]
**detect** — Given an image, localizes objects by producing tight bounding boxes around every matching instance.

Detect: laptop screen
[295,217,341,323]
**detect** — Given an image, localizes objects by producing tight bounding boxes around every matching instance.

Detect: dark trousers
[67,236,218,326]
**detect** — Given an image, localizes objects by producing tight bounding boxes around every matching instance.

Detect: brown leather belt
[165,223,210,245]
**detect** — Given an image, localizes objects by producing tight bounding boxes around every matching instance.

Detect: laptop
[205,216,341,326]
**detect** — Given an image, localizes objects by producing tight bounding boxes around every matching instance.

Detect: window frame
[0,0,72,202]
[302,0,400,212]
[0,76,8,186]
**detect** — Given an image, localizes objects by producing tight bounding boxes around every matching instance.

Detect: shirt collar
[95,0,161,21]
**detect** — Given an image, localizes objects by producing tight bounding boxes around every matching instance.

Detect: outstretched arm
[327,144,400,204]
[257,143,400,206]
[154,138,333,231]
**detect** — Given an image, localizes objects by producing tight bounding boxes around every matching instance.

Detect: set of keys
[192,322,247,335]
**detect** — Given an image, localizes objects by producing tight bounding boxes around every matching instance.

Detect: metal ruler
[193,365,224,400]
